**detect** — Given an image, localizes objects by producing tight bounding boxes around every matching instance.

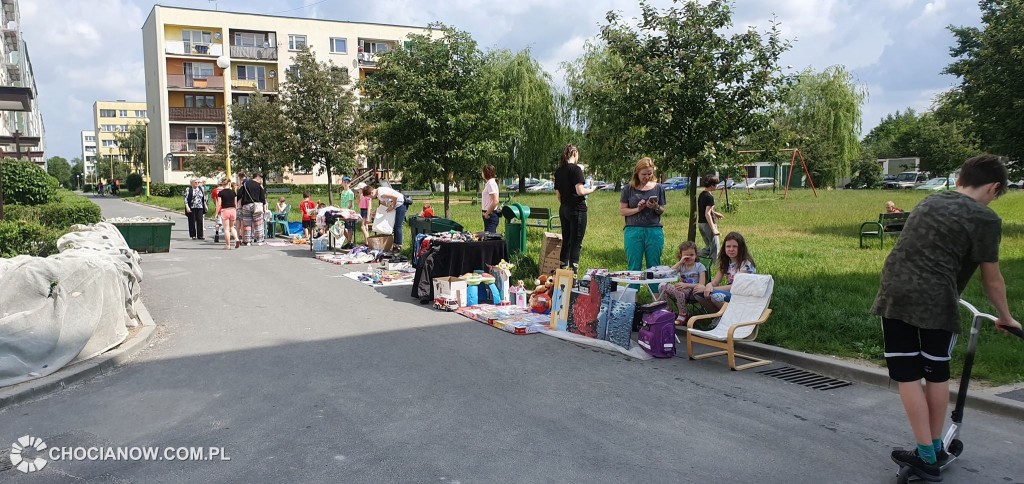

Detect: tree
[899,113,979,181]
[599,0,789,240]
[565,41,643,191]
[94,155,128,184]
[70,157,84,189]
[862,108,919,159]
[850,157,883,188]
[363,24,507,217]
[489,49,561,192]
[112,123,148,175]
[229,92,294,182]
[778,65,867,187]
[186,135,227,181]
[281,47,361,205]
[946,0,1024,174]
[46,156,72,188]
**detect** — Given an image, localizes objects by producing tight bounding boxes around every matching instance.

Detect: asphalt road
[1,194,1022,483]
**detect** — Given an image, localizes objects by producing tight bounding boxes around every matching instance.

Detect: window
[102,139,118,147]
[85,146,96,152]
[287,64,300,79]
[100,124,116,132]
[171,156,185,171]
[361,41,389,54]
[182,30,213,54]
[185,95,217,108]
[85,135,96,141]
[99,109,116,117]
[186,126,218,143]
[235,95,249,105]
[292,161,311,175]
[119,110,128,117]
[330,37,347,54]
[234,32,267,47]
[135,110,147,118]
[288,34,307,50]
[235,65,266,80]
[183,62,215,79]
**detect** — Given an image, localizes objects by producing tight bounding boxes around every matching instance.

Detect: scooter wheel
[948,438,963,457]
[896,466,913,483]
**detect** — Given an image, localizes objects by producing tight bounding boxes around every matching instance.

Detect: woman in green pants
[619,157,666,293]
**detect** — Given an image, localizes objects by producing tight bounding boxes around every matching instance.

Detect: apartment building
[92,100,148,181]
[0,0,45,165]
[142,5,425,184]
[80,130,96,180]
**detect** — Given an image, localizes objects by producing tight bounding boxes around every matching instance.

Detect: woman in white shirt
[362,184,407,251]
[481,164,500,233]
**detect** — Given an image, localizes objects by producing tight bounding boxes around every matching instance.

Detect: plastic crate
[408,216,464,237]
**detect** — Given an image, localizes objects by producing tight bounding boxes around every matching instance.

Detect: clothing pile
[412,231,484,266]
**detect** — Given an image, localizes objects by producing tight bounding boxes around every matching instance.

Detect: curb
[735,341,1024,420]
[0,302,160,411]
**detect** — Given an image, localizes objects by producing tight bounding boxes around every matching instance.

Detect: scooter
[896,299,1024,483]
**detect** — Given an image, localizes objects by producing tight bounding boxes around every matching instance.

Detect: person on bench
[885,201,904,231]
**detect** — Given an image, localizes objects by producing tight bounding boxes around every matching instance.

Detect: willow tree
[778,65,866,186]
[601,0,789,240]
[112,123,148,175]
[488,49,560,192]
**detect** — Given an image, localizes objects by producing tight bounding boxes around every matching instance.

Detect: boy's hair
[361,185,374,196]
[560,144,579,167]
[702,173,719,188]
[482,164,496,179]
[423,203,431,208]
[676,240,697,259]
[303,191,310,198]
[630,157,655,189]
[278,197,286,203]
[958,154,1008,197]
[719,232,755,275]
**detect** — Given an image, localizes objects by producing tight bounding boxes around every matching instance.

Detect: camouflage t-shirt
[871,191,1001,333]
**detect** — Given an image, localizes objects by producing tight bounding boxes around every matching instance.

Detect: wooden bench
[523,207,560,230]
[860,212,910,248]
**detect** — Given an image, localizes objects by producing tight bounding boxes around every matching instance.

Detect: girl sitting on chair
[657,240,707,322]
[695,232,756,313]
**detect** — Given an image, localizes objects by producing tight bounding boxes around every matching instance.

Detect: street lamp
[216,55,232,180]
[142,117,151,197]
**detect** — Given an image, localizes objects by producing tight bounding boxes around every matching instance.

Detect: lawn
[126,187,1024,384]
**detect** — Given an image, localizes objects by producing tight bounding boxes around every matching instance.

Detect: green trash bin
[111,219,175,253]
[502,203,529,256]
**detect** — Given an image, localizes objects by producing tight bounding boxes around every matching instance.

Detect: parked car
[526,180,554,191]
[599,181,622,191]
[1010,179,1023,190]
[743,177,777,190]
[662,176,690,191]
[915,176,956,191]
[716,179,739,190]
[884,171,928,190]
[506,178,541,191]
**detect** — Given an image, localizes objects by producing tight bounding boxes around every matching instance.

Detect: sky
[21,0,982,163]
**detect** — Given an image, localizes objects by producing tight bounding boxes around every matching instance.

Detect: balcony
[230,45,277,60]
[230,78,278,92]
[2,26,16,51]
[167,74,224,89]
[170,139,219,153]
[169,107,224,122]
[165,41,224,57]
[357,51,377,67]
[5,51,19,82]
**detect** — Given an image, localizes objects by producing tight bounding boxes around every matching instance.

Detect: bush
[0,220,59,258]
[83,183,93,193]
[851,158,884,189]
[3,190,101,229]
[1,159,57,205]
[508,252,540,288]
[149,183,188,197]
[126,173,143,193]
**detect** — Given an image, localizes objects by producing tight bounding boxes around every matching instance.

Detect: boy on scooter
[871,154,1020,481]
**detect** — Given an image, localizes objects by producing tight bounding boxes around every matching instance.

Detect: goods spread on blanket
[343,268,416,286]
[315,245,389,265]
[454,304,550,335]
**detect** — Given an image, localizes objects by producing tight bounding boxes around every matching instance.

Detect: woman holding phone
[619,157,667,292]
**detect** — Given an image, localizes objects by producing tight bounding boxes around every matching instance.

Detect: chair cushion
[688,274,773,341]
[730,273,772,297]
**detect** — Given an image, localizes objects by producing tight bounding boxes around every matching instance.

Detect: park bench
[266,187,290,195]
[522,207,560,230]
[859,212,910,249]
[402,190,432,199]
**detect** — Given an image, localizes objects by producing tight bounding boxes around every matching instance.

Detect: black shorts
[882,318,957,383]
[302,219,313,230]
[344,221,356,230]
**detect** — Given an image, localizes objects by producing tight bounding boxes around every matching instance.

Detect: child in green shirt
[339,176,356,247]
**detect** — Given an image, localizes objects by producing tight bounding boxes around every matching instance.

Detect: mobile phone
[647,196,659,205]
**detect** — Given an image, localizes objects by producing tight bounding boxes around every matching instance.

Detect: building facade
[142,6,425,185]
[80,130,96,181]
[92,100,147,182]
[0,0,45,165]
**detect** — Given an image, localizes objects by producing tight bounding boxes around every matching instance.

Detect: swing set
[718,148,818,200]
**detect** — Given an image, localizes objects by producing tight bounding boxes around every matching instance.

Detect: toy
[488,259,514,305]
[510,280,528,307]
[531,292,552,314]
[433,295,459,311]
[529,274,555,314]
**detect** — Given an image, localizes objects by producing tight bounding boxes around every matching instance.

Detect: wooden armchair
[678,274,774,371]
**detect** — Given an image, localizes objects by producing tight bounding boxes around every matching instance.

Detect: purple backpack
[637,309,677,358]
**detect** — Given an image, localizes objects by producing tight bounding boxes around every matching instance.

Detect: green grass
[128,188,1024,384]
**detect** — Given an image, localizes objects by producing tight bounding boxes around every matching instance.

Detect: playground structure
[722,148,818,200]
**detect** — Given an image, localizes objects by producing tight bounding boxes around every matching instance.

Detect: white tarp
[0,223,143,387]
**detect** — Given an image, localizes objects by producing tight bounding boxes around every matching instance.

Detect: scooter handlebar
[959,299,1023,339]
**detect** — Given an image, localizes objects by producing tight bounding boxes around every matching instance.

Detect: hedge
[149,183,189,197]
[3,191,101,230]
[83,183,93,193]
[1,159,58,205]
[126,173,143,193]
[0,220,59,258]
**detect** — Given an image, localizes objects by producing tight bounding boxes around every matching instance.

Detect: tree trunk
[518,174,525,193]
[444,171,452,219]
[326,163,334,206]
[687,167,698,242]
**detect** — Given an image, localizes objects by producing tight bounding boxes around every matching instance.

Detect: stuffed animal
[529,275,555,314]
[529,274,549,308]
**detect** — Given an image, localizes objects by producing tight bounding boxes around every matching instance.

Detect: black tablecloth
[411,239,509,300]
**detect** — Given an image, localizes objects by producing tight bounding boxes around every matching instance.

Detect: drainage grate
[758,366,852,390]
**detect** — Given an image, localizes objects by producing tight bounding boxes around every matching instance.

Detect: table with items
[411,232,508,302]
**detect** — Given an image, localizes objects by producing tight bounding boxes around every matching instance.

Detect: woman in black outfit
[553,144,596,272]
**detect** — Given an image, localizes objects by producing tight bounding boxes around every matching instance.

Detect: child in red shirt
[299,192,316,239]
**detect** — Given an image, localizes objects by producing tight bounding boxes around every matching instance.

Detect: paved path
[1,194,1022,483]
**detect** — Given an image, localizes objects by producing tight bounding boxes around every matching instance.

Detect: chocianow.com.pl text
[47,446,231,462]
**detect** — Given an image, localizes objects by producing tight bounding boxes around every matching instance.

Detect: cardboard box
[366,234,394,251]
[539,231,563,276]
[433,276,468,306]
